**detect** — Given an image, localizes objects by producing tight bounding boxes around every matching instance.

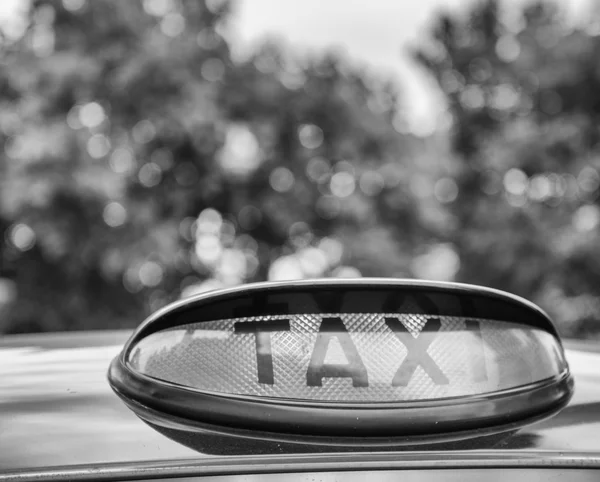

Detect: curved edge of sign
[108,355,573,439]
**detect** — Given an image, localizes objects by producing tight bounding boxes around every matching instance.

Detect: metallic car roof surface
[0,330,599,471]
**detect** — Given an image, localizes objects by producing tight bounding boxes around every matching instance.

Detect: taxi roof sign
[108,279,573,454]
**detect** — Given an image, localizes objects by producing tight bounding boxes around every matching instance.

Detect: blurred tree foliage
[0,0,443,333]
[416,0,600,336]
[4,0,600,338]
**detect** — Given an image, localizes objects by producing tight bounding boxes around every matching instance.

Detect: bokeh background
[1,0,600,338]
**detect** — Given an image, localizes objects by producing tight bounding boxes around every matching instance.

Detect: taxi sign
[108,279,573,454]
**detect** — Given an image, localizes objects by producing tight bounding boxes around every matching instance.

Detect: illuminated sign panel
[129,313,564,402]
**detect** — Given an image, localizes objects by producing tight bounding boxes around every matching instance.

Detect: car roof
[1,330,600,472]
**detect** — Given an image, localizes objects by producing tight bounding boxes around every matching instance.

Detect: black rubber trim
[109,354,573,438]
[110,369,573,452]
[124,280,561,352]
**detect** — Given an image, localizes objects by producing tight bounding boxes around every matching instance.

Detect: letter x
[385,317,449,386]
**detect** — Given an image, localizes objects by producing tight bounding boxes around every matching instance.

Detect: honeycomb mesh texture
[129,313,565,402]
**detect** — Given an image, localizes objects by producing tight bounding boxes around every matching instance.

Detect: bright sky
[231,0,470,134]
[232,0,593,134]
[0,0,594,133]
